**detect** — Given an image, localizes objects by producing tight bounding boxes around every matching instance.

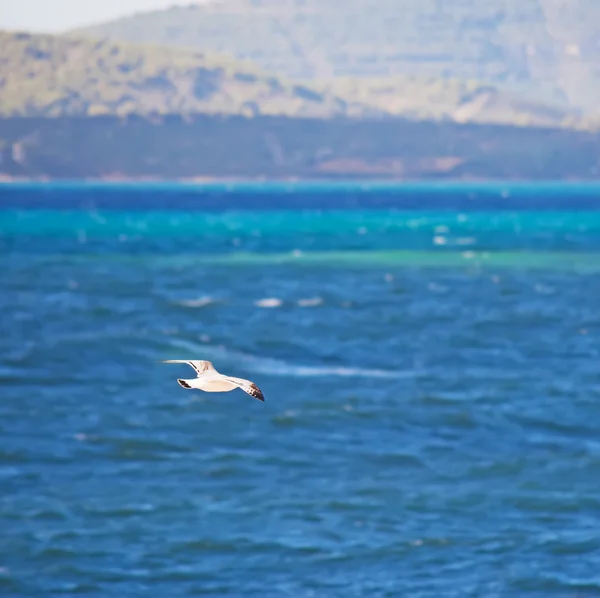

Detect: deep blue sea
[2,181,600,597]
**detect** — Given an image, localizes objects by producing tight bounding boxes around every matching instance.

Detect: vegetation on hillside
[0,30,589,129]
[73,0,600,112]
[318,76,579,128]
[0,30,349,117]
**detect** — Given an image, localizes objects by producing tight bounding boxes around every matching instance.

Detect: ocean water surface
[2,181,600,597]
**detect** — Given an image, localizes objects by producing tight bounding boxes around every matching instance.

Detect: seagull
[162,360,265,402]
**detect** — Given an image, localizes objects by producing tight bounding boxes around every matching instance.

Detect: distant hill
[0,29,584,128]
[73,0,600,113]
[0,30,348,118]
[3,115,600,180]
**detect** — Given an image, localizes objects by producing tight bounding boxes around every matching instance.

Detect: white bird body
[162,360,265,402]
[179,376,245,393]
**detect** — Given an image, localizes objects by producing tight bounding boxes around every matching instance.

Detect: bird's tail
[177,378,194,389]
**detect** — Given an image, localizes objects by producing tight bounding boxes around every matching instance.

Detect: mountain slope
[0,30,348,117]
[0,29,581,127]
[73,0,600,112]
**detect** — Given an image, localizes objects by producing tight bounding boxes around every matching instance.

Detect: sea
[2,181,600,597]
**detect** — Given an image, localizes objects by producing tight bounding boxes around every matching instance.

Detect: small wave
[272,410,301,425]
[428,282,448,293]
[297,297,323,307]
[166,338,416,380]
[255,298,283,308]
[177,296,220,308]
[534,284,555,295]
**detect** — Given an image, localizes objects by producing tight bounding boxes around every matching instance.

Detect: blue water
[2,182,600,597]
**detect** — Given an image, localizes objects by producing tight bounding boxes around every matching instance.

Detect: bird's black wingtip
[177,378,192,389]
[250,385,265,402]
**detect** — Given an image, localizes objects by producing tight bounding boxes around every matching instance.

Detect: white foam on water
[166,338,417,380]
[255,298,283,308]
[177,296,219,308]
[297,297,323,307]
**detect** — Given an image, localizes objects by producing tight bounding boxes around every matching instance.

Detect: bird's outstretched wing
[162,360,214,376]
[225,376,265,402]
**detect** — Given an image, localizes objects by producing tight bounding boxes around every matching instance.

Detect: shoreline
[2,177,600,190]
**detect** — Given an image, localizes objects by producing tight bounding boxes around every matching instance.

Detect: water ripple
[3,199,600,596]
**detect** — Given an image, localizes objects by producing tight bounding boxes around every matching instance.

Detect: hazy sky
[0,0,206,33]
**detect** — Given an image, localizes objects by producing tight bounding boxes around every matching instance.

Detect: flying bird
[162,360,265,402]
